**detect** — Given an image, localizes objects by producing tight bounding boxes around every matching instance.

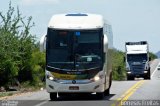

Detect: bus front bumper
[46,78,106,93]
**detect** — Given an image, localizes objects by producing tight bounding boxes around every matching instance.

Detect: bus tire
[104,73,112,96]
[50,93,57,101]
[96,92,104,99]
[109,72,112,88]
[104,88,110,96]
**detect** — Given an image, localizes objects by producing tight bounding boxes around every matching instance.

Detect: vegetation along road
[1,59,160,106]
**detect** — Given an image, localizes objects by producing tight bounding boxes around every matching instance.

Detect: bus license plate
[69,86,79,90]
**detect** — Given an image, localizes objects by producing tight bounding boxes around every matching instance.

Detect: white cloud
[19,0,59,6]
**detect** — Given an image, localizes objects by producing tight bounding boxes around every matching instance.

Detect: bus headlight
[46,71,55,81]
[144,71,148,73]
[49,76,54,80]
[90,71,104,82]
[94,76,100,81]
[127,71,132,74]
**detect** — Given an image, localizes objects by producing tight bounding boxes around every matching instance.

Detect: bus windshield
[46,28,103,70]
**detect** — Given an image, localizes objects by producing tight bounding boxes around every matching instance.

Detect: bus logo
[72,80,76,84]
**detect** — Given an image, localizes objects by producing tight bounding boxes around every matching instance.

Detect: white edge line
[151,60,160,78]
[34,100,48,106]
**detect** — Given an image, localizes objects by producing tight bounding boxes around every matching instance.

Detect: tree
[0,2,45,87]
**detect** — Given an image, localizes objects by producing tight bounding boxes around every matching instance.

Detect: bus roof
[48,13,109,29]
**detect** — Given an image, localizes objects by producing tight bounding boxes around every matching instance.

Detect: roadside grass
[0,81,45,98]
[20,81,45,92]
[0,92,14,98]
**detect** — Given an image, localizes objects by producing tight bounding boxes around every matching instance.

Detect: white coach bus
[40,13,113,100]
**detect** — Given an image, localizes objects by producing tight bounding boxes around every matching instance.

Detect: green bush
[149,52,157,60]
[0,3,45,87]
[112,49,126,80]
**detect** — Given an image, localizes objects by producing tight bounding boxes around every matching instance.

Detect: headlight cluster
[90,71,104,82]
[49,76,54,80]
[94,76,100,81]
[46,71,57,81]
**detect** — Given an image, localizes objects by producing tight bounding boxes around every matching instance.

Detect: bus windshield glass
[46,28,103,70]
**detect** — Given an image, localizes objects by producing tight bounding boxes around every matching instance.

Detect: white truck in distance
[125,41,151,80]
[40,13,113,100]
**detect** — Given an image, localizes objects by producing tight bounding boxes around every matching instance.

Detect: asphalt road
[1,59,160,106]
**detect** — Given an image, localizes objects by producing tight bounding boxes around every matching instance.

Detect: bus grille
[132,65,144,71]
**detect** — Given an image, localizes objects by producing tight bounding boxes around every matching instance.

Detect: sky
[0,0,160,53]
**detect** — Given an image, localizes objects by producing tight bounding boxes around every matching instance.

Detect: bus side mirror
[40,34,46,52]
[149,57,151,61]
[103,34,108,53]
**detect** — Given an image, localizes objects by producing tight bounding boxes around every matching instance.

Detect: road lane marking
[151,62,160,78]
[119,80,146,106]
[121,81,144,101]
[34,100,48,106]
[118,81,143,99]
[112,80,146,106]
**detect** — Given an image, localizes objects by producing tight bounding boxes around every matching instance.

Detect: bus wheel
[104,88,110,96]
[96,92,104,99]
[109,72,112,88]
[104,75,111,96]
[50,93,57,101]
